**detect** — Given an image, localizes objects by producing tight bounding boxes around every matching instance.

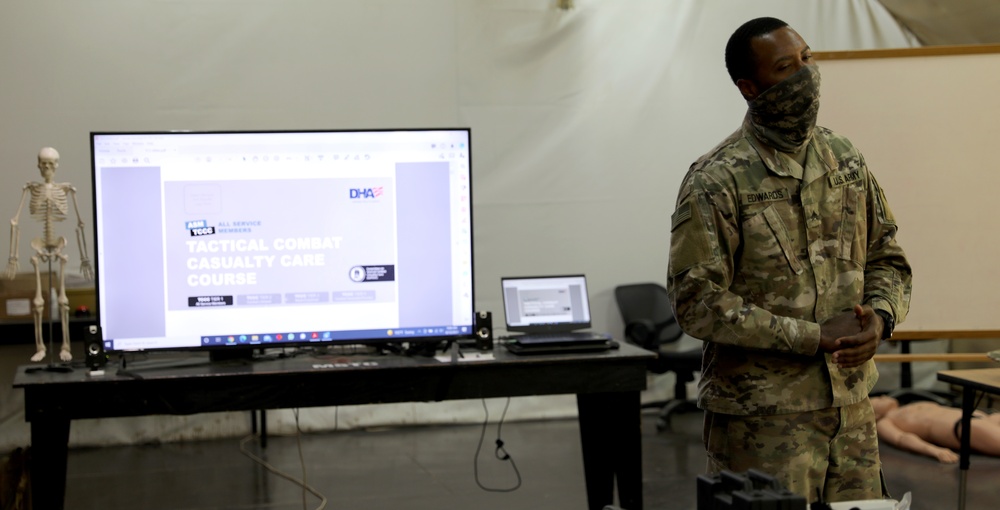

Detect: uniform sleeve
[862,163,912,323]
[667,171,821,355]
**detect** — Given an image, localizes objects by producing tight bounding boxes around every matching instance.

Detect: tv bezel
[89,127,477,356]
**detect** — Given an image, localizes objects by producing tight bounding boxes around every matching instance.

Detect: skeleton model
[5,147,93,362]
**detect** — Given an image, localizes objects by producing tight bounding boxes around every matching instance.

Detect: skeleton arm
[68,186,93,280]
[4,186,30,279]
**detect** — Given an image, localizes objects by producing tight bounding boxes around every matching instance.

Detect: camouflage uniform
[667,116,912,501]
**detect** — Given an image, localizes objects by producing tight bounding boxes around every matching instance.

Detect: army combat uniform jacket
[667,118,912,416]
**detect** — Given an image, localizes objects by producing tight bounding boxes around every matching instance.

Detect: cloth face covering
[747,65,821,153]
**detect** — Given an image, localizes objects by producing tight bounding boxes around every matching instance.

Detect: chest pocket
[838,186,867,265]
[740,204,805,281]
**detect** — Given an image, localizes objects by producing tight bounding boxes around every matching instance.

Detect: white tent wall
[0,0,915,448]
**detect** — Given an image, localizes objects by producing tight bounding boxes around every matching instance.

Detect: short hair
[724,17,789,84]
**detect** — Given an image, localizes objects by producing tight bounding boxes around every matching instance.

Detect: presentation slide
[520,289,573,319]
[163,178,397,312]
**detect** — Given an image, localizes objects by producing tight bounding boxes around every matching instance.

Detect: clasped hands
[819,304,883,369]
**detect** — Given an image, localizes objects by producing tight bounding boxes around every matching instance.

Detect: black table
[936,368,1000,510]
[14,342,654,510]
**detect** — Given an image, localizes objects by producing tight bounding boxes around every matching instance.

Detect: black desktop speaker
[475,311,493,351]
[84,325,108,370]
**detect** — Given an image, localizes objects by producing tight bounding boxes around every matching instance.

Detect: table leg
[250,409,268,448]
[958,388,975,510]
[260,409,268,448]
[578,391,643,510]
[31,418,71,510]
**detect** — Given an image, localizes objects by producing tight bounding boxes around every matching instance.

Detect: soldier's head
[38,147,59,182]
[725,17,815,101]
[726,18,820,152]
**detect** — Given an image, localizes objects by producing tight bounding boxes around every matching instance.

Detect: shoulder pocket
[669,193,722,277]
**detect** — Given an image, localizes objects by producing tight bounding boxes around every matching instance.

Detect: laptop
[500,275,615,353]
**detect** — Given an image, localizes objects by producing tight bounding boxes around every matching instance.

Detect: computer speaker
[475,310,493,351]
[84,325,108,370]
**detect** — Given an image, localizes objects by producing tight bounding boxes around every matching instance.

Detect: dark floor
[63,409,1000,510]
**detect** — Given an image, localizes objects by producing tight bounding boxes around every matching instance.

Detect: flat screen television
[90,128,475,355]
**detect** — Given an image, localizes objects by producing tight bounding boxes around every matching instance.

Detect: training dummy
[5,147,93,362]
[872,395,1000,463]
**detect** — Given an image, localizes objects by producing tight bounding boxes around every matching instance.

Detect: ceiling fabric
[878,0,1000,45]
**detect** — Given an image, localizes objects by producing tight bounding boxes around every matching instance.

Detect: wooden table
[14,342,655,510]
[936,367,1000,510]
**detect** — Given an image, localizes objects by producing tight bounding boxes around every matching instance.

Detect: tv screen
[90,128,474,354]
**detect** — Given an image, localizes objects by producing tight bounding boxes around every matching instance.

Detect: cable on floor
[238,409,328,510]
[473,397,522,492]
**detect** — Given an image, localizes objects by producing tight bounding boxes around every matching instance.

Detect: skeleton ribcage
[29,185,69,222]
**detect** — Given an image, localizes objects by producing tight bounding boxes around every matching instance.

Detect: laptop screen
[501,275,592,333]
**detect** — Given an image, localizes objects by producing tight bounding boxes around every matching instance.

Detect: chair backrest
[614,283,684,346]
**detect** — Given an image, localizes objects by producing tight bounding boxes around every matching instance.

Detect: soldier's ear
[736,78,758,101]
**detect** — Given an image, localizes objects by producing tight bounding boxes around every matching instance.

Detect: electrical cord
[293,408,308,510]
[473,397,522,492]
[238,409,328,510]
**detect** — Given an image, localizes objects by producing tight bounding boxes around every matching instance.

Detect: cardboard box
[0,272,95,322]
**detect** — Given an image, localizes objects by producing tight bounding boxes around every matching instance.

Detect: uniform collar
[741,114,837,184]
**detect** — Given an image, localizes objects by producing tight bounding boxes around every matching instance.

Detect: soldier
[667,18,912,502]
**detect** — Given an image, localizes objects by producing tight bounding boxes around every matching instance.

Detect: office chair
[614,282,702,430]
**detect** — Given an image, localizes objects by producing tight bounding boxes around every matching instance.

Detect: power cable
[238,409,328,510]
[473,397,521,492]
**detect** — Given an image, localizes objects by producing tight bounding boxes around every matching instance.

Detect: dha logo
[350,187,384,199]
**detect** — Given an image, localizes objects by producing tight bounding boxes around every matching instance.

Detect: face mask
[747,65,821,153]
